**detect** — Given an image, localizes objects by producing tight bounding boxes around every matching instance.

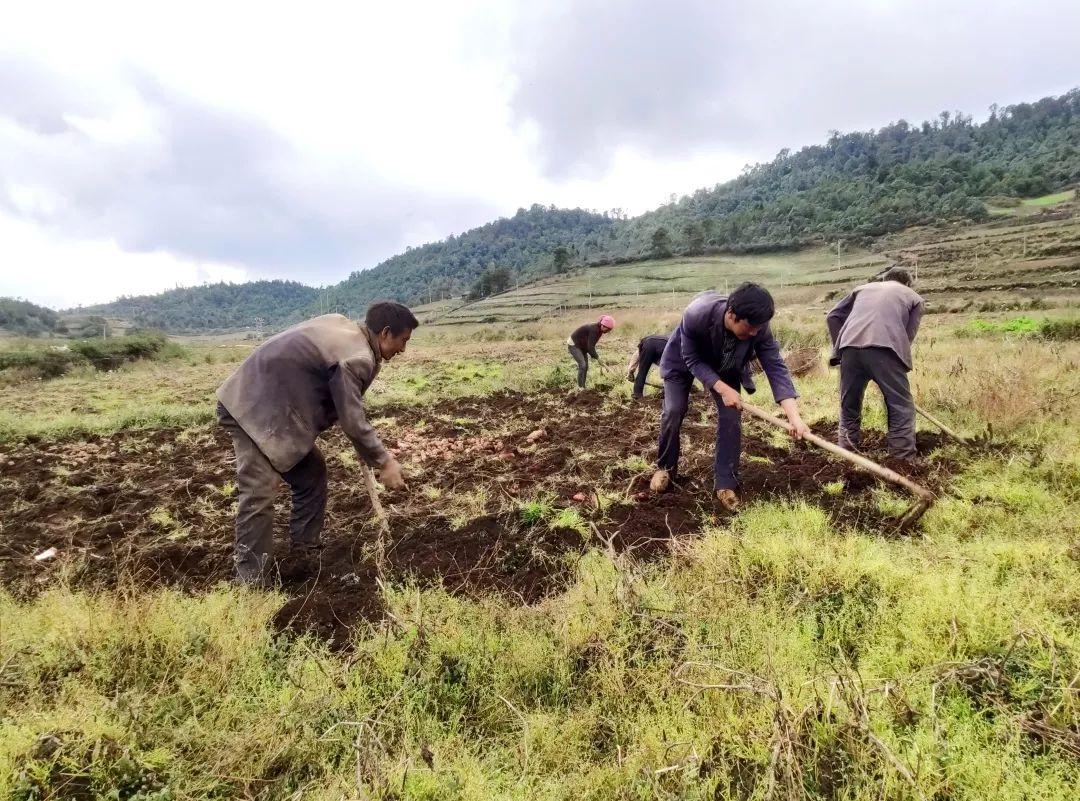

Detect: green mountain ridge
[22,87,1080,333]
[62,280,318,334]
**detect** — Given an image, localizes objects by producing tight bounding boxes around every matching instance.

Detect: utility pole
[836,240,842,267]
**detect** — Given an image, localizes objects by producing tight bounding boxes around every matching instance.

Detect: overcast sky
[1,0,1076,309]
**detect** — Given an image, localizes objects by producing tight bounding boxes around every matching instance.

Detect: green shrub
[70,332,169,369]
[957,315,1077,338]
[1039,318,1080,341]
[0,349,77,378]
[0,332,182,380]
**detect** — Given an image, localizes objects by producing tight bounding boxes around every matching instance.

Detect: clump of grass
[149,506,190,541]
[551,507,588,534]
[447,487,490,530]
[519,494,555,525]
[1039,318,1080,341]
[770,320,829,350]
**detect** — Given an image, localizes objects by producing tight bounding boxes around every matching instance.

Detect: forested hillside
[60,89,1079,331]
[72,280,317,333]
[0,298,60,336]
[317,205,615,316]
[599,89,1080,260]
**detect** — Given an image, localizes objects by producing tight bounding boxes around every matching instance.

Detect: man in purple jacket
[650,284,810,510]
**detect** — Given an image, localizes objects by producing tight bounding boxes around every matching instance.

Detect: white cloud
[0,0,1075,309]
[0,213,248,309]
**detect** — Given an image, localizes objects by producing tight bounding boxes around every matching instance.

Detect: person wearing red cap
[567,315,615,388]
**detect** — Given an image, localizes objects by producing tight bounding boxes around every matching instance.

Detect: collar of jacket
[708,299,730,355]
[709,299,759,364]
[362,323,383,366]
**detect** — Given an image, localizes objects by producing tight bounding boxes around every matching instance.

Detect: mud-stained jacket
[216,314,388,473]
[660,291,798,403]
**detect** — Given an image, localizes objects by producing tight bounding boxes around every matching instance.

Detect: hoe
[363,464,391,578]
[742,402,936,529]
[914,403,987,446]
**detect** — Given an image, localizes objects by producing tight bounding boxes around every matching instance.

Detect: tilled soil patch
[1,388,956,644]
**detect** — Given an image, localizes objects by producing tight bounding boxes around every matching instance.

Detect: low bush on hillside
[1039,318,1080,340]
[770,320,830,350]
[0,349,73,379]
[0,333,181,380]
[959,315,1080,340]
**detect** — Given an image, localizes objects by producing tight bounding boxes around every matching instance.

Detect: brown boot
[649,469,671,493]
[715,489,740,512]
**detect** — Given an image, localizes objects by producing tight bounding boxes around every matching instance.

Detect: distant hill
[317,205,616,317]
[0,297,61,336]
[59,88,1079,332]
[598,89,1080,260]
[70,280,318,333]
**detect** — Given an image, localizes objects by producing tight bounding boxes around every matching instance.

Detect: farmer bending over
[216,301,416,586]
[626,333,668,399]
[650,284,810,511]
[826,267,924,463]
[567,314,614,388]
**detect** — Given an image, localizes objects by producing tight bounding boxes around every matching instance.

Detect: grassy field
[2,209,1080,799]
[413,248,886,328]
[986,189,1077,216]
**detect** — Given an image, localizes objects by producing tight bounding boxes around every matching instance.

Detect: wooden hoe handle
[741,402,935,503]
[363,464,391,577]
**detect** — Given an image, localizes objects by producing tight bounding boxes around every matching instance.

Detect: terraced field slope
[414,194,1080,326]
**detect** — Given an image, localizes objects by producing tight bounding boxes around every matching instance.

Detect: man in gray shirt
[826,268,924,461]
[216,301,414,585]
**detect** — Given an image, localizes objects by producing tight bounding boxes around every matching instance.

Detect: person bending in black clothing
[626,334,668,399]
[566,314,615,388]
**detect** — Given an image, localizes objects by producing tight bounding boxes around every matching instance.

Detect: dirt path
[0,388,954,643]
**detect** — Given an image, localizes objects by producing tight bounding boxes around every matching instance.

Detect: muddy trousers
[657,372,742,491]
[838,347,916,460]
[568,344,589,388]
[217,403,327,584]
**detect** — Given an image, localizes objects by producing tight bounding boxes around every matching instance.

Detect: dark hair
[882,267,913,287]
[726,282,775,326]
[365,300,419,336]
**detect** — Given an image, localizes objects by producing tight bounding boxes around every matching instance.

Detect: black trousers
[217,403,327,584]
[632,338,666,397]
[838,347,916,459]
[657,372,743,491]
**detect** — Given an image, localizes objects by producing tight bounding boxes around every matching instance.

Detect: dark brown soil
[0,387,958,644]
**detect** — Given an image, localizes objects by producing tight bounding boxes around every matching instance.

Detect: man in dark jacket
[826,267,924,461]
[567,314,615,388]
[626,333,669,399]
[651,284,810,510]
[216,301,417,585]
